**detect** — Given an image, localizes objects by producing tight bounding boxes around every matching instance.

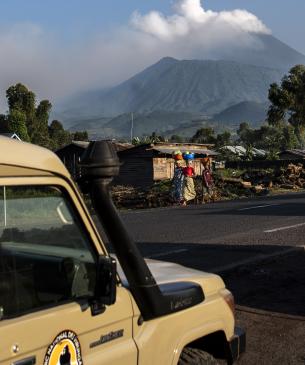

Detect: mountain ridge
[68,58,283,116]
[57,34,305,137]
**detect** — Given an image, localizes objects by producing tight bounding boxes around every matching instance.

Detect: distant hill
[67,58,282,117]
[217,34,305,71]
[212,101,269,127]
[57,33,305,137]
[64,59,282,138]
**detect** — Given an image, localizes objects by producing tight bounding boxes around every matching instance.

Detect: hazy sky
[0,0,304,111]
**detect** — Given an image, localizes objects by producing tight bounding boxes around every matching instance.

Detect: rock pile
[239,163,305,190]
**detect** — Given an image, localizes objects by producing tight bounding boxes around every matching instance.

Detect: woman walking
[201,157,214,203]
[182,152,196,205]
[171,151,184,204]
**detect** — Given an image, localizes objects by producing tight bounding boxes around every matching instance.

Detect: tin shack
[56,141,132,180]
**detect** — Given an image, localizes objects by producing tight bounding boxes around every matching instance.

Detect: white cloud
[131,0,270,40]
[0,1,271,112]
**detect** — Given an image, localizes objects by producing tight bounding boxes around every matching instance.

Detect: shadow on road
[136,241,305,317]
[224,251,305,317]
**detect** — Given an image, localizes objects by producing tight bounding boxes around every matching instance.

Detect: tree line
[0,83,88,150]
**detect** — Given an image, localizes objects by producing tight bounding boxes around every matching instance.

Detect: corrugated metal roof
[221,145,266,157]
[221,146,245,156]
[281,149,305,157]
[252,148,266,157]
[153,146,218,156]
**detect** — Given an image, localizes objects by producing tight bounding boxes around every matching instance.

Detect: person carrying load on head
[182,151,196,206]
[171,150,185,204]
[201,155,214,203]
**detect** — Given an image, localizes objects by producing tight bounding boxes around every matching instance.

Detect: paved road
[119,192,305,365]
[120,192,305,272]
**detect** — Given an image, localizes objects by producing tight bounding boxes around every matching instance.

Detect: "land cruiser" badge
[43,330,83,365]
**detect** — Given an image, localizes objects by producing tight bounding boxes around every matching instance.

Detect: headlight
[220,289,235,316]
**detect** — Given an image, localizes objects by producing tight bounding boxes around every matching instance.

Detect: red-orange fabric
[183,166,195,177]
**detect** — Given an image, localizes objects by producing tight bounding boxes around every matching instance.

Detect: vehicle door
[0,178,138,365]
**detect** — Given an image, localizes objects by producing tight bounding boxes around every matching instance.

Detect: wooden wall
[56,145,85,179]
[152,158,203,180]
[114,157,153,187]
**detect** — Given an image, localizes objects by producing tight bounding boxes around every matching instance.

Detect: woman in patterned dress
[182,152,196,205]
[171,152,184,204]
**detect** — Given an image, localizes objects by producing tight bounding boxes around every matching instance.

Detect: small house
[56,141,89,179]
[56,141,132,179]
[115,142,217,188]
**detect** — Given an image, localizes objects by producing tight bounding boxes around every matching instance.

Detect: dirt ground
[223,252,305,365]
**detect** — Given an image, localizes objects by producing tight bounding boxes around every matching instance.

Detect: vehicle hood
[117,258,225,296]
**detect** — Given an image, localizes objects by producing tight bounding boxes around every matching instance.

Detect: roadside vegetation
[0,83,88,150]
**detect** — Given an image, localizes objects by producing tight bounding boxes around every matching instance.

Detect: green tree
[255,125,282,154]
[73,131,89,141]
[169,134,184,143]
[215,131,231,148]
[282,125,299,150]
[268,65,305,146]
[6,83,36,137]
[190,127,216,144]
[3,82,88,150]
[32,100,52,147]
[7,109,30,141]
[237,122,299,158]
[48,120,72,149]
[237,122,256,147]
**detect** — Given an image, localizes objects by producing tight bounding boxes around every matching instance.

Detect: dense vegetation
[0,83,88,150]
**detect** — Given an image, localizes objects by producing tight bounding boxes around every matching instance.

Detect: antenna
[130,112,134,143]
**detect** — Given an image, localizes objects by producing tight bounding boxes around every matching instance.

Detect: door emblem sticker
[44,330,83,365]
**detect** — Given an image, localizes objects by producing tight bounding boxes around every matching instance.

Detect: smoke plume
[132,0,270,41]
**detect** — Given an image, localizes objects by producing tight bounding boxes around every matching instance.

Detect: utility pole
[130,112,134,143]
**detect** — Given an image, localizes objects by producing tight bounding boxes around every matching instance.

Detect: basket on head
[183,151,195,160]
[173,150,183,160]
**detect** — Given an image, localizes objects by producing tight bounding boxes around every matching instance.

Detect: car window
[0,185,96,320]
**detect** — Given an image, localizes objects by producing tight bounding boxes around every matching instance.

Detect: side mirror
[94,255,117,306]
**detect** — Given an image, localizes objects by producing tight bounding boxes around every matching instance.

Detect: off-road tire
[178,347,219,365]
